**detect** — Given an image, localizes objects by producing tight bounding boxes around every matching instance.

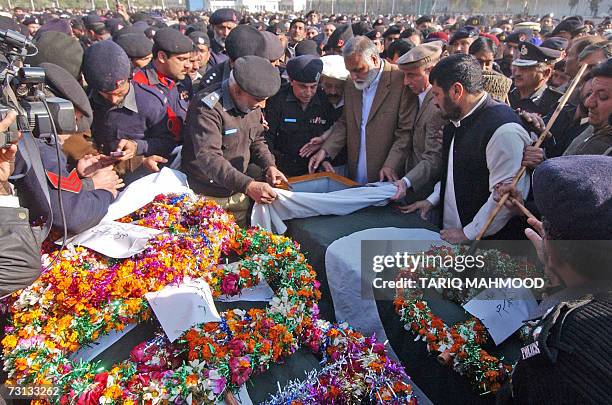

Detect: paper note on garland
[70,324,137,362]
[146,278,221,342]
[60,222,162,259]
[463,287,538,345]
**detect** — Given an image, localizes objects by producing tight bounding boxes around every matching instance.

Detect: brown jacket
[321,62,417,182]
[403,89,445,199]
[181,81,276,197]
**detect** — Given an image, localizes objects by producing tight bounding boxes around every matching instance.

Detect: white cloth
[356,62,384,184]
[251,182,397,234]
[325,227,447,361]
[427,94,532,239]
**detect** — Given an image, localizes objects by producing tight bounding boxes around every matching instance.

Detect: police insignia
[46,168,82,194]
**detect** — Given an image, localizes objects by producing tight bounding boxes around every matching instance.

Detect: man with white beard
[309,36,416,183]
[207,8,238,69]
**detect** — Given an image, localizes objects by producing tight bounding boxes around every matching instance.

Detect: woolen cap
[286,54,323,83]
[261,30,284,61]
[115,33,153,58]
[83,40,131,92]
[225,24,266,61]
[233,55,280,99]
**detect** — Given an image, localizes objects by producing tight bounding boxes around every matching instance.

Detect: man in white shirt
[308,36,416,183]
[402,54,532,243]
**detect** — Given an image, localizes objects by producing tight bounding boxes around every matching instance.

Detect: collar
[450,92,488,128]
[120,82,139,113]
[418,85,432,106]
[525,83,547,101]
[286,86,323,107]
[333,97,345,109]
[365,60,384,91]
[221,79,237,112]
[146,63,176,90]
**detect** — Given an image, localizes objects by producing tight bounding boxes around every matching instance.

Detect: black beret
[153,28,194,54]
[35,18,72,38]
[261,30,284,61]
[144,26,157,39]
[449,26,479,44]
[188,31,210,47]
[540,36,569,52]
[22,16,40,26]
[105,18,126,37]
[130,11,154,25]
[209,8,238,26]
[551,17,587,36]
[26,31,83,80]
[351,21,372,36]
[533,156,612,240]
[233,56,280,99]
[324,24,353,51]
[382,25,401,37]
[40,62,93,130]
[83,40,131,92]
[113,23,147,40]
[415,15,432,25]
[185,22,208,36]
[295,39,319,56]
[115,33,153,58]
[364,29,382,40]
[504,30,531,44]
[286,55,323,83]
[70,18,85,30]
[513,41,562,67]
[225,24,266,61]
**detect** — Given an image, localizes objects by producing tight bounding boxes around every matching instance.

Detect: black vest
[440,95,526,239]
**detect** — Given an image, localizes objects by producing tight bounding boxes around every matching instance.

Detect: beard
[353,66,379,90]
[439,94,463,121]
[214,32,226,48]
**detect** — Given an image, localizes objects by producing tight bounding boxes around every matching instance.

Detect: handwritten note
[463,287,538,345]
[60,222,162,259]
[145,278,221,342]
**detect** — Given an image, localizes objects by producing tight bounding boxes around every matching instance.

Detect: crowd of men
[0,6,610,403]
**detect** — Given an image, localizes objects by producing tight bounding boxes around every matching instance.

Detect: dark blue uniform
[264,83,335,176]
[509,85,562,116]
[133,64,187,139]
[90,82,178,158]
[12,136,113,235]
[207,37,229,70]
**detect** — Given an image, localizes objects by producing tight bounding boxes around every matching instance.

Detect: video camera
[0,28,76,147]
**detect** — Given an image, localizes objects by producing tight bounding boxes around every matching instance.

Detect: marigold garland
[2,193,416,404]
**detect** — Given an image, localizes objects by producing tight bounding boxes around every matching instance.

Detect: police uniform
[132,29,195,138]
[12,137,113,235]
[509,42,563,116]
[265,84,334,176]
[181,56,280,226]
[207,8,239,70]
[90,82,178,158]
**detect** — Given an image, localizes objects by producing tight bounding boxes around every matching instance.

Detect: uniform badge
[180,90,189,100]
[283,118,297,123]
[520,44,529,56]
[520,341,541,360]
[309,117,326,125]
[46,168,82,194]
[224,128,238,135]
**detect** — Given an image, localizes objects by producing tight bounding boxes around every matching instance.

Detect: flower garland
[2,193,415,404]
[393,245,544,394]
[263,320,418,404]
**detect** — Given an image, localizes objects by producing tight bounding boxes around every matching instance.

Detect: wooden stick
[510,197,536,221]
[475,63,589,241]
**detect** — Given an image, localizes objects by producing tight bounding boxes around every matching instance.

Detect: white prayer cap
[321,55,350,81]
[490,27,503,35]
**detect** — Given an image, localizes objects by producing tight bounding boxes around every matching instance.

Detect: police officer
[509,42,563,116]
[84,41,176,179]
[207,8,239,69]
[495,156,612,404]
[22,16,40,38]
[115,32,154,70]
[181,56,287,227]
[198,24,267,91]
[188,31,211,83]
[264,55,334,177]
[133,28,194,138]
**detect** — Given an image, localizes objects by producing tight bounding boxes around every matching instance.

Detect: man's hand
[321,161,335,173]
[518,110,546,134]
[397,200,433,220]
[379,166,398,182]
[494,182,524,214]
[308,149,327,173]
[391,179,407,200]
[440,228,469,244]
[0,111,19,182]
[116,2,130,21]
[265,166,288,187]
[299,136,324,158]
[115,139,138,161]
[91,166,124,198]
[246,181,278,204]
[77,154,115,177]
[143,155,168,173]
[522,145,545,169]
